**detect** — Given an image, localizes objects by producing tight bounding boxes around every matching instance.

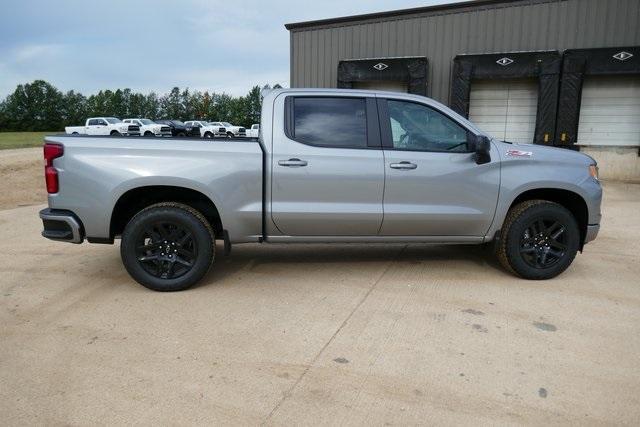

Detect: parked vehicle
[123,118,172,137]
[184,120,226,138]
[209,121,246,137]
[247,124,260,138]
[40,88,602,292]
[65,117,141,136]
[154,120,200,137]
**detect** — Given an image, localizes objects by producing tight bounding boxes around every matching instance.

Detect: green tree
[160,87,183,120]
[61,90,87,127]
[2,80,64,130]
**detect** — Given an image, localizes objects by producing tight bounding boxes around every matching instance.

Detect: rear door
[377,97,500,236]
[270,95,385,236]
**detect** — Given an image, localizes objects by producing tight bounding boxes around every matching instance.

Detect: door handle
[278,158,308,167]
[390,161,417,170]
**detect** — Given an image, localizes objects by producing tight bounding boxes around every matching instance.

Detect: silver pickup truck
[39,89,602,291]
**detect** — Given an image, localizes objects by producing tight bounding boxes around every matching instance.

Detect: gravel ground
[0,148,639,425]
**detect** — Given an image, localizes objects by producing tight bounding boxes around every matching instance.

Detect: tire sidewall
[121,206,214,291]
[505,203,579,280]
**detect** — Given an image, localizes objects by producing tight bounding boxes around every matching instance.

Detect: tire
[204,132,213,139]
[110,130,121,136]
[120,202,215,291]
[72,132,79,135]
[144,131,154,137]
[226,132,234,138]
[496,200,579,280]
[177,132,186,137]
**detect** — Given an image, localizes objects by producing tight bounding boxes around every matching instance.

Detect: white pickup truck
[123,119,172,137]
[65,117,141,136]
[184,120,227,138]
[209,121,246,137]
[246,124,260,138]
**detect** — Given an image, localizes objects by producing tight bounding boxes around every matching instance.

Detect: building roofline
[285,0,550,30]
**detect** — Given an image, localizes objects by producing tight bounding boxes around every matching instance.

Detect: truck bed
[45,134,265,243]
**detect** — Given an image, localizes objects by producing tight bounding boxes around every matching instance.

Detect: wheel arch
[508,188,589,249]
[110,185,223,239]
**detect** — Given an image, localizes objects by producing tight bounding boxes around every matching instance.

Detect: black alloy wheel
[121,203,215,291]
[497,200,579,280]
[135,221,197,280]
[519,218,567,269]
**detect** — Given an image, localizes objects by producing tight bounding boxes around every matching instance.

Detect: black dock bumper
[39,208,84,244]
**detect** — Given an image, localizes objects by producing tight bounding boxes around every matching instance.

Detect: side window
[88,119,98,126]
[386,100,470,152]
[97,119,108,126]
[289,97,367,148]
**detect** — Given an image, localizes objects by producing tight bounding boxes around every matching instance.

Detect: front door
[270,95,385,236]
[86,118,107,135]
[377,97,500,236]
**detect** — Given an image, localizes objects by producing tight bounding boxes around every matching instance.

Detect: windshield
[140,119,155,125]
[222,122,232,127]
[106,118,122,124]
[172,120,184,126]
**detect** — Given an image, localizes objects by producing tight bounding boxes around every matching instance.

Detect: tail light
[44,143,64,193]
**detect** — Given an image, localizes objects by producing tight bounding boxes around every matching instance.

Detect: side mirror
[474,135,491,165]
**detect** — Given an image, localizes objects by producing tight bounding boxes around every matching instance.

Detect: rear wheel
[204,132,213,139]
[144,131,154,137]
[110,130,121,136]
[177,132,186,137]
[120,203,215,291]
[497,200,579,280]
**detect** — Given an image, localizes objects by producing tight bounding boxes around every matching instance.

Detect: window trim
[377,98,476,154]
[284,95,381,150]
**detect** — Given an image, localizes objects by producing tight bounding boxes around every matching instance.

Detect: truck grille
[128,125,140,132]
[238,127,246,132]
[218,127,225,133]
[161,126,171,132]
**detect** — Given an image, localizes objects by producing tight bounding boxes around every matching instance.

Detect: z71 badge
[506,149,533,157]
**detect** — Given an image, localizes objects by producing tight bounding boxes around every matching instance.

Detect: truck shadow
[199,242,506,288]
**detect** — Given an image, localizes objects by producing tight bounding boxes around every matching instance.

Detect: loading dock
[450,51,561,145]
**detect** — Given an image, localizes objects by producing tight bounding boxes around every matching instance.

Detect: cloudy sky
[0,0,459,97]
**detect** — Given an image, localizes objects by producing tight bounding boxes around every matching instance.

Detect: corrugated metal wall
[289,0,640,105]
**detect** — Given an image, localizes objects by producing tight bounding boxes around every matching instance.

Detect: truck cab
[123,119,172,137]
[184,121,226,138]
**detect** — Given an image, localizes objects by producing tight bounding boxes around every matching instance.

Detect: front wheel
[204,132,213,139]
[120,203,215,291]
[496,200,579,280]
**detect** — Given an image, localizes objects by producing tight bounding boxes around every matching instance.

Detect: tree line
[0,80,282,132]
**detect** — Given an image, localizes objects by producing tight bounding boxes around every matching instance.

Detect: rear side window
[289,97,367,148]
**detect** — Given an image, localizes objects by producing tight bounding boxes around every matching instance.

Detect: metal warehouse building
[286,0,640,180]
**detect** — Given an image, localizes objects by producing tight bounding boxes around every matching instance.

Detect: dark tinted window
[387,100,470,152]
[293,97,367,148]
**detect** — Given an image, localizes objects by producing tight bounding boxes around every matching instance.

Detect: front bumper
[585,224,600,244]
[39,208,84,244]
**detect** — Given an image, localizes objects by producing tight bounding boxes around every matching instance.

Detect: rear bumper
[585,224,600,244]
[39,208,84,244]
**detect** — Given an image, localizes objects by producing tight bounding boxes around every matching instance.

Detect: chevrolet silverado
[40,89,602,291]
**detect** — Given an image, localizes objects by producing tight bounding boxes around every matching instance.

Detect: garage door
[468,79,538,143]
[577,76,640,146]
[352,80,408,93]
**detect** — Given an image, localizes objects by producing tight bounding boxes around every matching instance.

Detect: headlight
[589,164,599,181]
